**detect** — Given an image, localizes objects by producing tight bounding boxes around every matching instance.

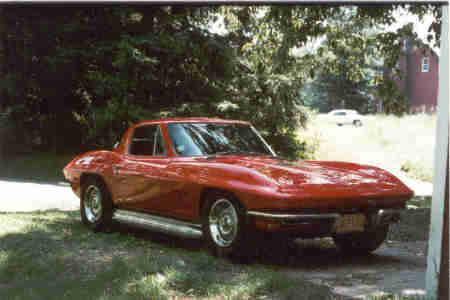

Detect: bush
[0,113,32,156]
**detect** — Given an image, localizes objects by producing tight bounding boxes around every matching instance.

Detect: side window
[334,112,346,116]
[154,127,166,156]
[129,125,166,156]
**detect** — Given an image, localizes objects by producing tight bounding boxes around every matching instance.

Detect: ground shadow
[108,220,414,271]
[1,211,425,300]
[0,177,70,186]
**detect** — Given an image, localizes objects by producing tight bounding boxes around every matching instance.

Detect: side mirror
[113,141,120,149]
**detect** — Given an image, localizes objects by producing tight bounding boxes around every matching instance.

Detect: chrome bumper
[247,211,339,223]
[247,209,402,227]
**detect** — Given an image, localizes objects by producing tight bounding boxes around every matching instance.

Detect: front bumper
[247,209,402,237]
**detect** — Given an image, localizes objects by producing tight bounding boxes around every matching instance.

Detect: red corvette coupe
[63,118,414,256]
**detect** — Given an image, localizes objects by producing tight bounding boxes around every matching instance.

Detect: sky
[388,7,439,55]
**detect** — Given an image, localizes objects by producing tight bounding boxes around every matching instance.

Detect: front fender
[165,161,283,209]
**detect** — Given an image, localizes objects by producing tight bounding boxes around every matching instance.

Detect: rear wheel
[333,225,389,254]
[203,192,247,257]
[80,177,113,232]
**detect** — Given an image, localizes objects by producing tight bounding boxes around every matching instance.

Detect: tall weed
[302,113,436,182]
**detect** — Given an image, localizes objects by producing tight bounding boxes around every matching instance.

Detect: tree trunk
[405,41,413,112]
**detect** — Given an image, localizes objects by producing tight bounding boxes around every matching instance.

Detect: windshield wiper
[240,151,270,156]
[204,151,239,159]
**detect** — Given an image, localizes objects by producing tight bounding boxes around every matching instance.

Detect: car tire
[202,192,247,257]
[333,225,389,254]
[80,176,113,232]
[337,123,343,126]
[353,120,362,127]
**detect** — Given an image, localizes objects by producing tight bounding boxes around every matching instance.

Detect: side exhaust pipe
[112,209,203,239]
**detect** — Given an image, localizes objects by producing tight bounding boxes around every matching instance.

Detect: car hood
[200,156,413,198]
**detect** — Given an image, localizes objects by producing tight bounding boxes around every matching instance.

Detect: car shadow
[109,221,205,252]
[108,221,414,271]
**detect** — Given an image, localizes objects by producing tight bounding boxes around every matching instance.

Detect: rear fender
[64,150,120,198]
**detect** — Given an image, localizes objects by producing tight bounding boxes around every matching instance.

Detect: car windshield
[167,123,275,157]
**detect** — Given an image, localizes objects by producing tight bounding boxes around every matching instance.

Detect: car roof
[135,117,249,127]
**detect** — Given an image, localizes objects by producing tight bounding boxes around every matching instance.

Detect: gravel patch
[388,208,431,242]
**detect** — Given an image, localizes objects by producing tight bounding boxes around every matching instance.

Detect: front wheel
[203,192,247,257]
[80,177,113,232]
[333,225,389,254]
[353,120,362,127]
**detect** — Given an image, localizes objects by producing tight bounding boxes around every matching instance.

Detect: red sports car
[63,118,414,256]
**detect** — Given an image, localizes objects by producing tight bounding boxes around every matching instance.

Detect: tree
[299,5,440,114]
[0,4,442,158]
[0,6,236,150]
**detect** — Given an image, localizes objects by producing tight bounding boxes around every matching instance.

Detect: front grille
[258,204,404,216]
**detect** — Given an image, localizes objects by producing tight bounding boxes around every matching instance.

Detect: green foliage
[0,4,441,158]
[215,6,332,159]
[0,109,30,155]
[377,78,409,116]
[0,151,77,182]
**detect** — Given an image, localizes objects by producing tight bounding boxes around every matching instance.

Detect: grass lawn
[0,151,77,183]
[0,211,336,300]
[300,114,436,183]
[0,210,432,300]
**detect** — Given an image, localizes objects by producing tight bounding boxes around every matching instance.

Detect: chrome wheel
[208,198,239,247]
[84,185,103,223]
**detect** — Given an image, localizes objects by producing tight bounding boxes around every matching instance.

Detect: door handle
[112,164,120,175]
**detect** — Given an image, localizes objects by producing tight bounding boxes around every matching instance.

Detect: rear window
[129,125,166,156]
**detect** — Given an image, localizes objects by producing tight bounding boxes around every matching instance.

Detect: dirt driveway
[0,179,79,212]
[275,238,427,299]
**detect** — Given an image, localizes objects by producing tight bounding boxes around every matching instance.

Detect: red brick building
[394,39,439,113]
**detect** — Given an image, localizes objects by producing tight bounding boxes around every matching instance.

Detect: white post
[425,4,449,299]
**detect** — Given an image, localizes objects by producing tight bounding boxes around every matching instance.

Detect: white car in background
[326,109,364,127]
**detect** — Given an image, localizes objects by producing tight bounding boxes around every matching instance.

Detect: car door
[113,124,169,214]
[333,111,347,125]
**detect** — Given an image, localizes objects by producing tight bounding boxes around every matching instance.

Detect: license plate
[334,214,366,233]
